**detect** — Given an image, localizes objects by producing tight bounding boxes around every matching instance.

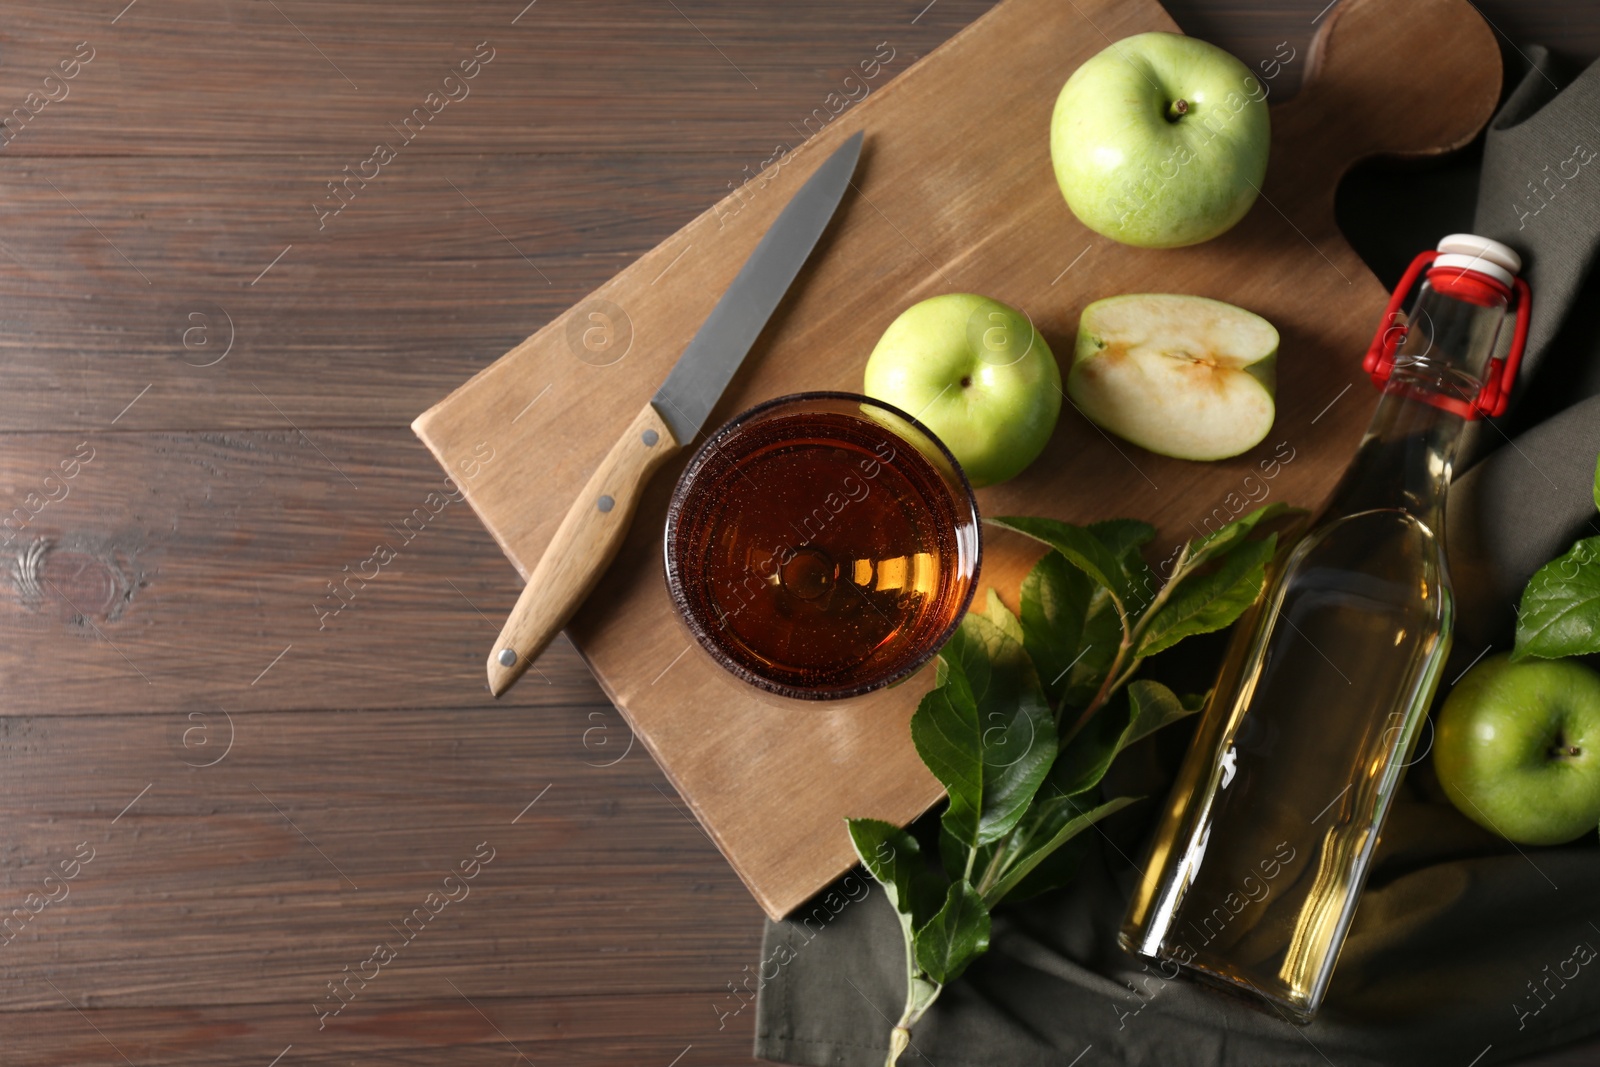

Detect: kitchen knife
[487,131,864,697]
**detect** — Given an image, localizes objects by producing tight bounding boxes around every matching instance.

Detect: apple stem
[1547,733,1582,759]
[1166,98,1190,122]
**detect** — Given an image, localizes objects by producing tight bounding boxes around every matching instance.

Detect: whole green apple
[1050,31,1270,248]
[1434,653,1600,845]
[863,294,1061,487]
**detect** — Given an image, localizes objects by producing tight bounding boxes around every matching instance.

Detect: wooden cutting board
[413,0,1499,920]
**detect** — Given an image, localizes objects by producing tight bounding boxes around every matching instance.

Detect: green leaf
[988,684,1188,903]
[1189,502,1298,567]
[1067,588,1126,709]
[1051,680,1198,797]
[998,516,1165,705]
[983,795,1140,904]
[967,638,1057,848]
[981,787,1088,887]
[990,516,1134,607]
[1051,693,1128,798]
[937,822,975,883]
[911,680,982,850]
[1088,518,1157,560]
[1091,519,1160,618]
[1019,550,1092,706]
[980,588,1025,648]
[1122,679,1196,747]
[1593,453,1600,513]
[846,818,947,937]
[1135,535,1276,658]
[995,819,1095,902]
[912,614,1059,849]
[1513,536,1600,661]
[913,880,991,984]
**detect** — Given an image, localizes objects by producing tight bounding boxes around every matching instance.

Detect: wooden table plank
[3,994,745,1066]
[0,706,762,1006]
[0,429,612,714]
[0,2,989,157]
[0,155,831,433]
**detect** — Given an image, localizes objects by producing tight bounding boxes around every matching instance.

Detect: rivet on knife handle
[487,401,680,696]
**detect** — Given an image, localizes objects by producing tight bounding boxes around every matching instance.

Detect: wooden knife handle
[487,401,682,696]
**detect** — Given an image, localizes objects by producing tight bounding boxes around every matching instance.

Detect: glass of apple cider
[664,392,981,701]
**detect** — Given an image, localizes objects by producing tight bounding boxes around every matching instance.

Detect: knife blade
[487,131,864,697]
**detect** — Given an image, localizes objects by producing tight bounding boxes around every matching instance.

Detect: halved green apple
[1067,293,1278,461]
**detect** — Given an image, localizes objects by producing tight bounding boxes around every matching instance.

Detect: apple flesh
[1050,31,1270,248]
[1434,654,1600,846]
[863,294,1061,487]
[1066,293,1277,461]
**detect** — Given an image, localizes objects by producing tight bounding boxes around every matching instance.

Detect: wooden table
[0,2,1594,1064]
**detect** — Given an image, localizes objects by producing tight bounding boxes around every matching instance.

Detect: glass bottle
[1119,234,1531,1022]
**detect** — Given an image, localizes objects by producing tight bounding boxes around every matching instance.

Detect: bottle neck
[1321,389,1464,528]
[1322,280,1509,527]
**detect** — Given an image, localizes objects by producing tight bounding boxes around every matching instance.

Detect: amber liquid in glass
[669,409,970,695]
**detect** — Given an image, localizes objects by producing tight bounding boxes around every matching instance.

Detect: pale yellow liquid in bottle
[1122,507,1449,1019]
[1121,275,1509,1021]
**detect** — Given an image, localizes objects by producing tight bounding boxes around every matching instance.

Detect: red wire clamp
[1361,249,1531,420]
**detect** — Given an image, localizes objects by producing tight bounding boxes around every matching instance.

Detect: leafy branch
[847,503,1296,1065]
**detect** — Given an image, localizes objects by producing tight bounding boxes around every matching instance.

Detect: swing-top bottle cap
[1435,234,1522,287]
[1364,234,1531,420]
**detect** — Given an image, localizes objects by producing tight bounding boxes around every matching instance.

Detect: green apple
[1066,293,1276,461]
[1050,31,1270,248]
[1434,653,1600,846]
[863,294,1061,487]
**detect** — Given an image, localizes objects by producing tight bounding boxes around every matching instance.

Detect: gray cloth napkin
[752,46,1600,1067]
